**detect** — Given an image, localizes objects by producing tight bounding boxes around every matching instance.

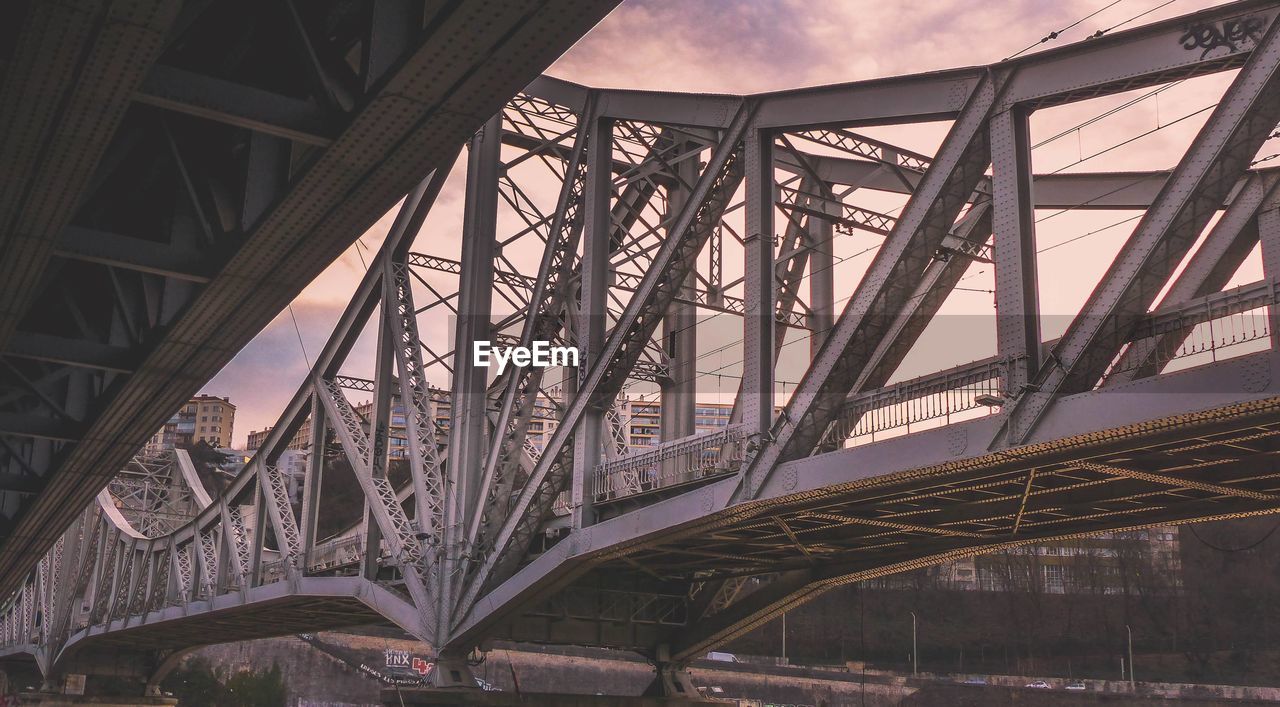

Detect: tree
[161,658,286,707]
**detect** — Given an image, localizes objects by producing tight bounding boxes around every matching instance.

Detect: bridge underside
[62,578,396,655]
[461,351,1280,659]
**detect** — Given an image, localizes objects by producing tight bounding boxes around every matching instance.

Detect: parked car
[961,677,988,685]
[1065,682,1087,691]
[1025,680,1051,689]
[706,651,739,663]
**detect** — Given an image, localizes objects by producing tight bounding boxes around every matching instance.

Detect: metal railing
[825,357,1007,446]
[1104,279,1276,379]
[593,425,746,503]
[552,491,571,517]
[302,534,366,575]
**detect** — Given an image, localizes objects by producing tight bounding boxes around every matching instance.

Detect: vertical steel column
[300,394,326,568]
[808,184,835,356]
[990,106,1040,416]
[248,484,266,587]
[359,506,381,581]
[742,126,775,491]
[661,141,701,447]
[448,114,502,542]
[571,116,613,528]
[363,277,397,581]
[1260,197,1280,349]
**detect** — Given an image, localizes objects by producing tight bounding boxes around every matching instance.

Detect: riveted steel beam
[998,17,1280,446]
[731,70,1006,503]
[454,102,756,633]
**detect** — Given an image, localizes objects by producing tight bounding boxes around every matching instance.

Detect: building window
[1043,565,1066,594]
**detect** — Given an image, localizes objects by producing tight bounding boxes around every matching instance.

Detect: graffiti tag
[1180,16,1266,59]
[385,648,434,676]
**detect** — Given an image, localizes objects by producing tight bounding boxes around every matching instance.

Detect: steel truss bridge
[8,0,1280,696]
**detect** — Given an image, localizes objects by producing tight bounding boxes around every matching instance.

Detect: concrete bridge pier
[12,693,175,707]
[640,647,698,699]
[6,648,188,706]
[426,656,479,689]
[13,672,175,707]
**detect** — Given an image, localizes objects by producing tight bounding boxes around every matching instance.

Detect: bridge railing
[593,425,746,503]
[303,534,367,575]
[825,357,1008,447]
[1103,279,1277,379]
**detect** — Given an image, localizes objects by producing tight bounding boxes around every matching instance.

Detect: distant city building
[144,395,236,454]
[243,389,740,458]
[245,386,456,456]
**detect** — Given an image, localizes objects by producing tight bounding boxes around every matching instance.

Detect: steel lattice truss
[7,0,1280,690]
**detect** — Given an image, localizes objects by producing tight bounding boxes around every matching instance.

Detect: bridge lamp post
[1126,624,1135,690]
[781,611,787,664]
[910,611,918,677]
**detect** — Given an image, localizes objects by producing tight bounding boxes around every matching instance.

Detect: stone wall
[186,633,914,706]
[189,636,379,707]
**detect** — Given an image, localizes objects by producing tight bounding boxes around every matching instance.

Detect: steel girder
[998,13,1280,445]
[455,102,757,623]
[470,96,599,579]
[731,70,1006,503]
[445,346,1280,646]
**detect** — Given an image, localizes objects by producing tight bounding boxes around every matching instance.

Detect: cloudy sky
[206,0,1254,446]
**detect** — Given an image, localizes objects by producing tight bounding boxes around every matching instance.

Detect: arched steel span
[8,0,1280,694]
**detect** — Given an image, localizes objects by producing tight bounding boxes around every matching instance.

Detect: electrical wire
[288,305,312,369]
[1038,213,1145,254]
[1047,103,1216,175]
[1005,0,1127,60]
[354,238,370,271]
[1031,81,1184,151]
[1087,0,1180,39]
[283,235,368,377]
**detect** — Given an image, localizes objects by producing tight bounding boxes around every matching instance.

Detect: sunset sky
[205,0,1261,446]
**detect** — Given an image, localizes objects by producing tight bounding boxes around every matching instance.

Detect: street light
[1126,624,1135,690]
[781,611,787,665]
[910,611,918,678]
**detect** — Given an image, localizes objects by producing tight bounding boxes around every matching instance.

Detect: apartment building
[144,395,235,453]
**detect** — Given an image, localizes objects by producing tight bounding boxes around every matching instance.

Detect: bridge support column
[141,649,192,698]
[426,656,477,690]
[660,139,701,481]
[741,125,775,493]
[16,673,175,706]
[641,647,698,698]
